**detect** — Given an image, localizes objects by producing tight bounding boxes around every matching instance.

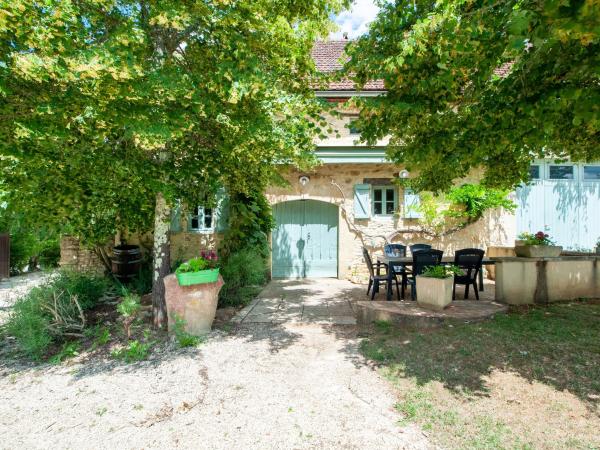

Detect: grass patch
[360,301,600,449]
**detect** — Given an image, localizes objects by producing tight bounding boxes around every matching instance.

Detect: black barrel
[111,245,142,281]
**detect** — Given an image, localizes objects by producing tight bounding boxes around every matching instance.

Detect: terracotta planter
[416,276,453,311]
[514,245,562,258]
[164,274,224,335]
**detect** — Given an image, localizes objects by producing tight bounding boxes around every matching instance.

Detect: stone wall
[170,232,221,266]
[59,236,106,273]
[266,163,516,282]
[60,231,221,274]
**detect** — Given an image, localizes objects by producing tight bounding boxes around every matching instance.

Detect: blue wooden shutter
[354,184,371,219]
[215,189,229,232]
[403,189,422,218]
[170,201,182,232]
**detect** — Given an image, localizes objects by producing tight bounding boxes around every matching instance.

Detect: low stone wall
[495,256,600,304]
[59,236,106,273]
[486,246,516,280]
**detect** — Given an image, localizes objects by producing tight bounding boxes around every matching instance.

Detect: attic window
[348,117,360,135]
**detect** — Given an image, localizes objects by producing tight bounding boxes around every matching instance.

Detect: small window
[348,117,360,135]
[549,165,574,180]
[189,207,213,231]
[528,165,541,180]
[372,186,397,215]
[583,166,600,180]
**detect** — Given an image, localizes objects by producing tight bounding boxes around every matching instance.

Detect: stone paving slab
[233,279,367,325]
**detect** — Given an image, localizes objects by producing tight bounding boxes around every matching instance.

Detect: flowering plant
[176,250,219,274]
[518,231,555,246]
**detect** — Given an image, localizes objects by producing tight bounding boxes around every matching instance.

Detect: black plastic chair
[384,244,409,297]
[453,248,485,300]
[363,247,400,301]
[405,249,444,300]
[410,243,432,255]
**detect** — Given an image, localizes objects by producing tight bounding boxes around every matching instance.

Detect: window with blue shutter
[403,189,422,219]
[188,206,214,232]
[354,184,371,219]
[170,201,182,232]
[215,189,229,232]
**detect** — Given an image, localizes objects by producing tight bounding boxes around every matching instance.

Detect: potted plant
[175,250,219,286]
[416,265,461,311]
[515,231,562,258]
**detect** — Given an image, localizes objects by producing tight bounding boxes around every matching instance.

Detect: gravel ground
[0,276,432,450]
[0,272,50,325]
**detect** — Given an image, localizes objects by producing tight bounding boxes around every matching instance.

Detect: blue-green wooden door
[272,200,338,278]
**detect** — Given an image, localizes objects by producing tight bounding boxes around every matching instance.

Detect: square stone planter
[514,245,562,258]
[164,273,224,335]
[416,276,453,311]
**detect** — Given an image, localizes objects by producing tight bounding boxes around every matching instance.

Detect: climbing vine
[219,190,274,259]
[407,184,516,236]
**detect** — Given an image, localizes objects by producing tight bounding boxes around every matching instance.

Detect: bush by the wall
[5,271,115,359]
[218,247,268,307]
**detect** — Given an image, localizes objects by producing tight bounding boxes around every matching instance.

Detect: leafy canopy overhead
[0,0,346,243]
[346,0,600,191]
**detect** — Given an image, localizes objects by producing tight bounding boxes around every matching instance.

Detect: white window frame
[547,162,578,181]
[582,164,600,182]
[188,206,214,232]
[372,186,397,216]
[528,164,542,181]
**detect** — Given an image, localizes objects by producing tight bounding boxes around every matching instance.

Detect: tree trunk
[152,192,171,329]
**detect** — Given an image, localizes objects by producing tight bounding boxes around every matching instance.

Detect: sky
[331,0,380,39]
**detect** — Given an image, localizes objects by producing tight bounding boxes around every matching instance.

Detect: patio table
[376,255,496,301]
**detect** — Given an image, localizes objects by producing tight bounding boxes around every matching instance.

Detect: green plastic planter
[176,268,220,286]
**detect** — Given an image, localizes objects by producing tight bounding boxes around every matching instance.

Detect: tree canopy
[1,0,347,325]
[346,0,600,191]
[0,0,345,243]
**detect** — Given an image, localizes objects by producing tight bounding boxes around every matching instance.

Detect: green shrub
[128,263,153,295]
[48,342,80,364]
[173,316,203,348]
[5,271,114,359]
[0,208,61,273]
[218,247,267,307]
[111,339,153,362]
[117,291,141,339]
[49,271,115,309]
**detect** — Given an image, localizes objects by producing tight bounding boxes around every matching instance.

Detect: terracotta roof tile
[310,41,512,91]
[311,40,384,91]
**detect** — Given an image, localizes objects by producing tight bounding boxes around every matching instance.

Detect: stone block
[164,273,224,335]
[415,276,453,311]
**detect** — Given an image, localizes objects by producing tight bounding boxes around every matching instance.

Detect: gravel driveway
[0,278,431,450]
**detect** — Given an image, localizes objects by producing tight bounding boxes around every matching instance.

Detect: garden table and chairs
[371,246,494,301]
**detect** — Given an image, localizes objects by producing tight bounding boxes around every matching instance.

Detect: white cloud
[331,0,380,40]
